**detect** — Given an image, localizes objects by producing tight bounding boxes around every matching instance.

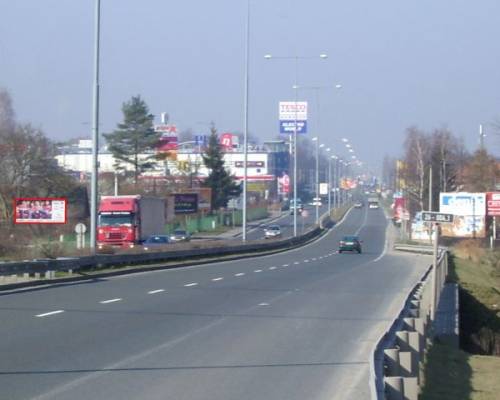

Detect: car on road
[290,199,304,215]
[354,201,363,208]
[143,235,171,250]
[169,229,192,242]
[264,225,282,239]
[338,235,362,253]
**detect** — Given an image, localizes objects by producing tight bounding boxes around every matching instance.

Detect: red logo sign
[486,192,500,216]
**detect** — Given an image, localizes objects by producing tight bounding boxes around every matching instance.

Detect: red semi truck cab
[97,195,165,248]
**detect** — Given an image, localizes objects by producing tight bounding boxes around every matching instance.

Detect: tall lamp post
[90,0,101,253]
[311,137,324,225]
[242,0,250,242]
[264,53,328,236]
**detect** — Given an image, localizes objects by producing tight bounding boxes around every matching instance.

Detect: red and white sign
[279,174,290,194]
[279,101,308,120]
[487,192,500,216]
[220,133,238,150]
[154,124,178,135]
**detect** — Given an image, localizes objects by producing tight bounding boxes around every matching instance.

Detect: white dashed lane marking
[294,262,300,265]
[184,283,198,287]
[100,298,122,304]
[282,264,289,267]
[235,273,245,277]
[254,269,262,273]
[269,267,277,270]
[259,303,269,306]
[35,310,64,318]
[212,277,224,281]
[148,289,165,294]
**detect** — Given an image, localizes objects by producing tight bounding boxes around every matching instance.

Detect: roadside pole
[431,223,439,321]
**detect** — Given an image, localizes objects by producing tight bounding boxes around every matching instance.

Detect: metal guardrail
[370,246,449,400]
[0,210,339,286]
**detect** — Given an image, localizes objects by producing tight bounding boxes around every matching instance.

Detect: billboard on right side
[439,192,486,238]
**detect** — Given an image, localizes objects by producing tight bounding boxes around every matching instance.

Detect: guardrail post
[384,348,400,376]
[403,377,419,400]
[384,376,403,400]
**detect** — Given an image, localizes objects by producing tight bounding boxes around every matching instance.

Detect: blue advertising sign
[279,120,307,134]
[194,135,208,146]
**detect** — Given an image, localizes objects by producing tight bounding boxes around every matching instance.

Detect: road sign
[421,212,454,223]
[74,222,87,234]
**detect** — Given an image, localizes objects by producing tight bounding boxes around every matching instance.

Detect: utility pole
[428,166,433,211]
[90,0,101,253]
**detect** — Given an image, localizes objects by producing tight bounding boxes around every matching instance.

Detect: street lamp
[242,0,250,242]
[264,53,328,237]
[90,0,101,253]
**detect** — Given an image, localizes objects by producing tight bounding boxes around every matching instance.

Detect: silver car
[264,225,281,239]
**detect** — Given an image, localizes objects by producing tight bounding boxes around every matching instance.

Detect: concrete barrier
[371,248,453,399]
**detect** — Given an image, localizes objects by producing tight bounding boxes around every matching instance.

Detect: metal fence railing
[370,245,449,400]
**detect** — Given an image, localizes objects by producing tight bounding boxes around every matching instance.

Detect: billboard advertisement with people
[14,197,67,224]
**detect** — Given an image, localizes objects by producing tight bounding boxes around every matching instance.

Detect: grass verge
[420,246,500,399]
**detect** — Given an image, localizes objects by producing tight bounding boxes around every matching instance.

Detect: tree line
[383,126,500,216]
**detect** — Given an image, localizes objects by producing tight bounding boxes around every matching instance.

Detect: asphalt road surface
[0,206,431,400]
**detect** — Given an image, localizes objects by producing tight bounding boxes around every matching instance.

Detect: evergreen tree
[202,125,241,210]
[104,96,159,184]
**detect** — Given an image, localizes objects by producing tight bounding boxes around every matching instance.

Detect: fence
[0,209,335,288]
[370,246,450,400]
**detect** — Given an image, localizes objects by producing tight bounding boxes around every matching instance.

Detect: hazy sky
[1,0,499,169]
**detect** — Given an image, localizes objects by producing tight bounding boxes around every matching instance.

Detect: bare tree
[403,127,430,213]
[460,149,499,192]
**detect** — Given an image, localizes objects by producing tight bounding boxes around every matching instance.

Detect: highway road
[0,206,431,400]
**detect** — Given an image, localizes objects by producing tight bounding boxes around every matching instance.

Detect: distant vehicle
[354,201,363,208]
[338,235,362,253]
[290,198,303,215]
[281,200,290,211]
[170,229,192,242]
[143,235,171,250]
[367,196,379,209]
[264,225,282,239]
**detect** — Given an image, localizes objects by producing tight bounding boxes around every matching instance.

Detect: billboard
[279,101,307,134]
[278,173,290,194]
[486,192,500,216]
[14,198,67,224]
[439,192,486,216]
[174,193,198,214]
[439,192,486,238]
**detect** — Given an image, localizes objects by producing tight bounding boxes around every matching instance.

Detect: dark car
[338,235,362,253]
[143,235,171,250]
[170,229,191,242]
